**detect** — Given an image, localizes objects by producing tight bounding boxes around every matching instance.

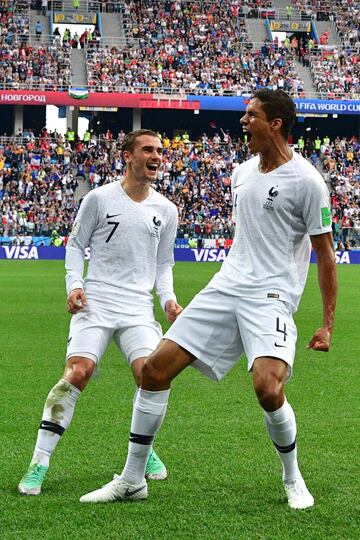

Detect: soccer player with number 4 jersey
[81,90,337,510]
[18,130,182,496]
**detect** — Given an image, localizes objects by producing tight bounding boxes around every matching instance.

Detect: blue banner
[174,238,189,249]
[187,95,360,115]
[0,245,66,259]
[1,246,359,264]
[0,236,52,246]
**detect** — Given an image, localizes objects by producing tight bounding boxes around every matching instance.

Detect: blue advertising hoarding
[187,95,360,115]
[0,246,358,264]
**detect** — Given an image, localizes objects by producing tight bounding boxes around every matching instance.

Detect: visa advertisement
[0,246,358,264]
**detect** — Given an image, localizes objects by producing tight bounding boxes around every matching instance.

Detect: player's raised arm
[308,232,337,351]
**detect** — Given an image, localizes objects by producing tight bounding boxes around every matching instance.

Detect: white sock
[132,387,158,457]
[121,388,170,485]
[32,379,81,467]
[264,398,301,481]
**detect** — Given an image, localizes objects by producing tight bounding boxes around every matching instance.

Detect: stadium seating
[0,0,357,97]
[86,0,306,96]
[310,48,359,99]
[0,1,358,245]
[0,1,71,90]
[0,131,359,246]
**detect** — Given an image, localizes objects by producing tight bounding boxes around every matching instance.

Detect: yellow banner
[270,20,311,32]
[54,12,96,24]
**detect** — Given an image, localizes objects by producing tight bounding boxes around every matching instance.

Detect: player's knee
[254,377,283,411]
[64,357,95,389]
[142,358,169,388]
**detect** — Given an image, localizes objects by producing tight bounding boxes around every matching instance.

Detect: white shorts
[66,304,163,368]
[164,287,297,382]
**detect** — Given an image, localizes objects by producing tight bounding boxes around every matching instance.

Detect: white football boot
[284,477,314,509]
[80,474,148,503]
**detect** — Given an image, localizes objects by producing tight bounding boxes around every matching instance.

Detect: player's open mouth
[147,164,158,172]
[243,129,252,142]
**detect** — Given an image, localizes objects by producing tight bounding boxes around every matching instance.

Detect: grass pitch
[1,261,360,540]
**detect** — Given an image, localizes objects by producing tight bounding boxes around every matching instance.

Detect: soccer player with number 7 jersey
[18,130,182,496]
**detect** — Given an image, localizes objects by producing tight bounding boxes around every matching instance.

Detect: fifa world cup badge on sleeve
[321,207,331,227]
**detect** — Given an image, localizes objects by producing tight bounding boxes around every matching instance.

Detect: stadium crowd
[0,0,357,97]
[0,38,71,90]
[0,0,71,90]
[0,1,358,244]
[0,129,359,247]
[321,136,360,246]
[311,48,359,98]
[329,0,359,49]
[0,0,29,45]
[87,1,305,96]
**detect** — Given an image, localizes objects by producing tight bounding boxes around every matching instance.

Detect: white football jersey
[209,151,332,311]
[65,182,178,313]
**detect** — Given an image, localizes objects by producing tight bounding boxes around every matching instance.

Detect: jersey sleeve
[230,165,241,222]
[302,173,332,236]
[65,191,98,294]
[155,203,178,310]
[231,166,238,206]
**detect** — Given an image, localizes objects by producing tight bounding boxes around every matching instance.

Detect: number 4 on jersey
[276,317,288,342]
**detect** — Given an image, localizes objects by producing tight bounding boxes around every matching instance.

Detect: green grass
[1,261,360,540]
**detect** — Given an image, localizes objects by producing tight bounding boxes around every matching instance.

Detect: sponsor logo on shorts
[274,342,287,348]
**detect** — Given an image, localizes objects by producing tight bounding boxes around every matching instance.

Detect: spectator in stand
[53,27,61,42]
[79,29,89,49]
[35,20,42,41]
[71,32,80,49]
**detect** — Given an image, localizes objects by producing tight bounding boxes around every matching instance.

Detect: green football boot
[145,449,167,480]
[18,463,48,495]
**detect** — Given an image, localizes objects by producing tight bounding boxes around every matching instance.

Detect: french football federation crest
[150,215,162,238]
[263,185,279,210]
[153,216,161,227]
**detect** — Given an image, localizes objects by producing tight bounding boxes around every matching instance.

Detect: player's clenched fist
[67,288,88,314]
[165,300,183,324]
[307,327,331,352]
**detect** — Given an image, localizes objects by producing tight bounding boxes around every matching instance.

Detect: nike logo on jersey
[106,212,122,219]
[274,342,287,348]
[124,486,145,498]
[234,183,245,189]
